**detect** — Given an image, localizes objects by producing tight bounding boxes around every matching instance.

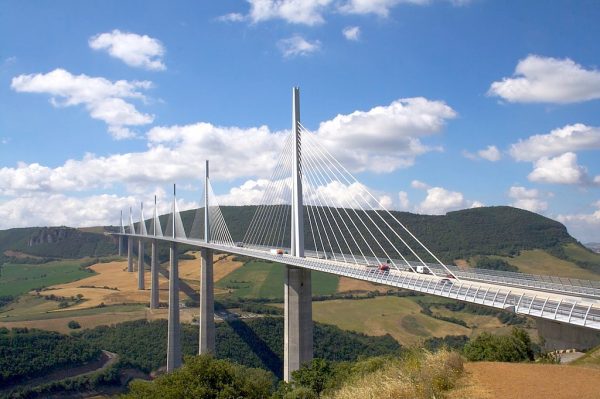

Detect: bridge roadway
[123,233,600,331]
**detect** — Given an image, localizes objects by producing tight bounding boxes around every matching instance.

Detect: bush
[462,328,534,362]
[475,256,518,272]
[68,320,81,329]
[122,355,273,398]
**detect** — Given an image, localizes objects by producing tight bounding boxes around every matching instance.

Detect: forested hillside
[154,205,577,262]
[0,206,584,265]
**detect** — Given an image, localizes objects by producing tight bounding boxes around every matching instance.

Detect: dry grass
[39,254,243,312]
[462,362,600,399]
[337,277,390,293]
[327,350,464,399]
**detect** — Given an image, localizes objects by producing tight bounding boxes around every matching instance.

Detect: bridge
[114,88,600,381]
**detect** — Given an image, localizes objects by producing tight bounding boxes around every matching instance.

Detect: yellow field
[311,296,470,346]
[336,276,390,293]
[36,253,243,312]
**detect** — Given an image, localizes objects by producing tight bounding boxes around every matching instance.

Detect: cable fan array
[242,122,456,278]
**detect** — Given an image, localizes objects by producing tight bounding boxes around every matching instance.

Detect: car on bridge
[270,248,284,255]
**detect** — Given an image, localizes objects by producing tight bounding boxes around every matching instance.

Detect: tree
[68,320,81,329]
[462,328,534,362]
[291,358,334,396]
[122,355,273,399]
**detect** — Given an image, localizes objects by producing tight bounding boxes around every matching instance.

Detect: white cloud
[508,186,548,213]
[217,13,246,22]
[509,123,600,162]
[528,152,590,185]
[247,0,332,25]
[411,180,430,189]
[398,191,410,210]
[411,181,480,214]
[488,55,600,104]
[89,30,166,71]
[11,68,153,139]
[278,35,321,57]
[339,0,428,17]
[0,96,455,202]
[0,193,197,230]
[463,145,501,161]
[315,97,455,172]
[416,186,466,214]
[342,26,361,41]
[556,201,600,243]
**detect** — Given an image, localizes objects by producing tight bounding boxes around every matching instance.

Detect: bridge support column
[127,237,133,272]
[536,318,600,351]
[150,239,159,309]
[138,240,145,290]
[284,265,312,382]
[166,243,181,372]
[118,236,123,256]
[199,248,215,354]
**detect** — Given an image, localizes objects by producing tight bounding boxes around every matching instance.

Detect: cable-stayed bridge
[114,88,600,381]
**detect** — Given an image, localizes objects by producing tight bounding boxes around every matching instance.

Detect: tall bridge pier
[166,186,182,372]
[284,87,313,381]
[150,239,159,309]
[199,161,216,354]
[138,240,145,290]
[127,237,133,272]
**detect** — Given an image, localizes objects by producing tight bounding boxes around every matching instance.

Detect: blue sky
[1,0,600,242]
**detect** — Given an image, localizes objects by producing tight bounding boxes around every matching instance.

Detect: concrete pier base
[284,265,313,382]
[150,240,159,309]
[536,318,600,351]
[127,237,133,272]
[138,240,145,290]
[166,243,181,372]
[199,248,215,354]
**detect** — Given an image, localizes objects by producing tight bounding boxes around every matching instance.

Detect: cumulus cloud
[488,55,600,104]
[0,95,456,215]
[528,152,591,185]
[463,145,501,161]
[89,30,166,71]
[278,35,321,57]
[508,186,548,213]
[342,26,361,41]
[315,97,456,172]
[246,0,332,25]
[0,193,198,230]
[11,68,153,139]
[398,191,410,210]
[411,181,480,214]
[509,123,600,162]
[556,201,600,243]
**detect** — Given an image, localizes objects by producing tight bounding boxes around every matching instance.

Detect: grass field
[0,259,95,297]
[571,345,600,369]
[215,260,339,299]
[311,296,471,346]
[563,243,600,266]
[497,249,600,280]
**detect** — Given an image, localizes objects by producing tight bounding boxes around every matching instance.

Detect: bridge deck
[118,233,600,331]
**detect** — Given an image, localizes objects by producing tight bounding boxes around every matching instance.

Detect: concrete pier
[127,237,133,272]
[166,243,181,372]
[118,236,123,256]
[199,248,215,354]
[536,318,600,351]
[138,240,145,290]
[150,239,159,309]
[284,265,313,382]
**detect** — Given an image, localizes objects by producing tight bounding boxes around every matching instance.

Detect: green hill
[169,205,578,262]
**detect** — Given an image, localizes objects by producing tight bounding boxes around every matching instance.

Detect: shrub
[462,328,534,362]
[68,320,81,329]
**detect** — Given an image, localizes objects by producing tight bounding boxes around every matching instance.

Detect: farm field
[336,276,389,293]
[215,260,339,299]
[311,296,471,346]
[0,259,95,297]
[455,362,600,399]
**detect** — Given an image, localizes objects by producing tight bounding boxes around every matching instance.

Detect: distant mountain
[0,226,116,261]
[0,206,584,266]
[585,243,600,254]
